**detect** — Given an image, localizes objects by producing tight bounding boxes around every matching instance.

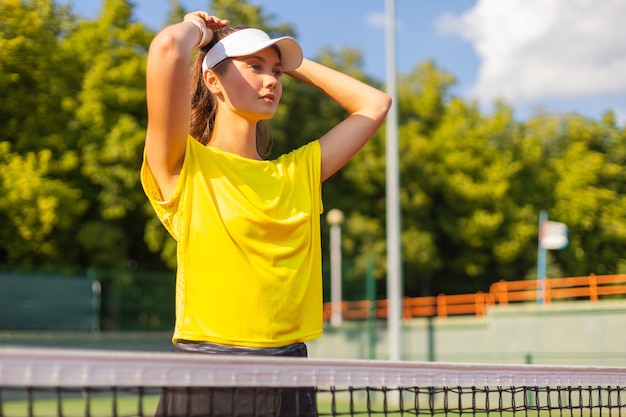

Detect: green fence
[0,272,97,330]
[0,269,175,331]
[95,269,175,331]
[1,260,374,332]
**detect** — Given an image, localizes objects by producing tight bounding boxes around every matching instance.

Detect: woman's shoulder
[274,140,320,164]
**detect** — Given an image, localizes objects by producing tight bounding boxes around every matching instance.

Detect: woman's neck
[209,113,261,160]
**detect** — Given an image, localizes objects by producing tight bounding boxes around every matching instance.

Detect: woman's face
[218,46,284,122]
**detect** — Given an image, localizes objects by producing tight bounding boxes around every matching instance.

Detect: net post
[137,386,144,417]
[84,388,91,417]
[27,388,33,417]
[55,387,62,417]
[112,387,117,417]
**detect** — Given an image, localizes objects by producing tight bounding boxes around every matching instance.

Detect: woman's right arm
[144,12,226,200]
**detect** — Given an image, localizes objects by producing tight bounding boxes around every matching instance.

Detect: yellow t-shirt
[141,136,323,347]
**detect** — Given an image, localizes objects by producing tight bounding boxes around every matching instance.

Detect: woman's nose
[264,74,278,88]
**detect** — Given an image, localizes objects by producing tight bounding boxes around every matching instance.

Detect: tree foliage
[2,0,626,299]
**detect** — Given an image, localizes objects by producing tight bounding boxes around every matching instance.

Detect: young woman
[142,10,391,416]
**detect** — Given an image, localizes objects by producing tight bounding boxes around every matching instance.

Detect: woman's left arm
[286,58,392,182]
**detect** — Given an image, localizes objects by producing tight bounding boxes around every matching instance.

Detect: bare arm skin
[286,58,392,182]
[144,12,227,200]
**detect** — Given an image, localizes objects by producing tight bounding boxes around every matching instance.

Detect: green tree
[0,0,88,265]
[0,143,87,264]
[0,0,160,268]
[341,62,543,297]
[407,100,537,295]
[0,0,79,154]
[548,113,626,276]
[62,0,156,268]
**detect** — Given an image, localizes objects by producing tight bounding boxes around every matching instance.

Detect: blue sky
[67,0,626,125]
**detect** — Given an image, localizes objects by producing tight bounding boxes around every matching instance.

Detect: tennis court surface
[1,346,625,416]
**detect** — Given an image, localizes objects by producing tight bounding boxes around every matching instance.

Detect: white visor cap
[202,28,303,72]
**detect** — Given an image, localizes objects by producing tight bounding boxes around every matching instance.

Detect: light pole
[385,0,402,362]
[327,208,344,327]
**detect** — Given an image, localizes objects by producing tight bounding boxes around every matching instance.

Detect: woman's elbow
[148,31,187,64]
[375,93,393,119]
[150,32,174,54]
[382,93,392,113]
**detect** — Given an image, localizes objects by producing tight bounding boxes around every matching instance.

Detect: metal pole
[327,209,344,327]
[427,316,435,362]
[366,257,377,359]
[385,0,402,362]
[537,210,548,304]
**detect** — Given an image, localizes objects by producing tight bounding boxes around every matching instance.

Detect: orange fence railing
[322,273,626,322]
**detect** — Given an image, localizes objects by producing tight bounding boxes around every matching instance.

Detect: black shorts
[155,341,317,417]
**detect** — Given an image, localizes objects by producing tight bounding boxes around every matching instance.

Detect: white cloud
[436,0,626,106]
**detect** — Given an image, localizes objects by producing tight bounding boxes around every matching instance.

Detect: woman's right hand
[183,12,229,48]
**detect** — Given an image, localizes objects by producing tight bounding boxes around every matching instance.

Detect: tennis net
[1,346,626,416]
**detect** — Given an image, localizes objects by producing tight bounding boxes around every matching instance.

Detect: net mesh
[2,346,626,416]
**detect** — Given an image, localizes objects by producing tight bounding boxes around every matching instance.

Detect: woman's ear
[203,69,222,95]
